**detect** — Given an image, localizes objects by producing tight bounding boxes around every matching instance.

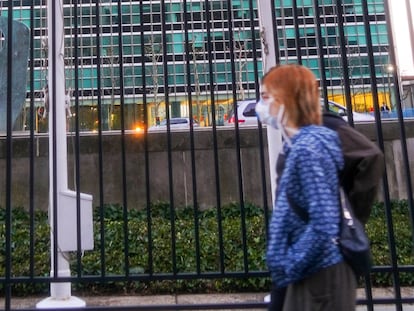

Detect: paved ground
[2,288,414,310]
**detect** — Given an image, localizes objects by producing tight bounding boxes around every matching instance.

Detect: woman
[256,64,357,311]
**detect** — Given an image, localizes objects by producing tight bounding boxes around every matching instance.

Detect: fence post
[36,0,86,308]
[257,1,282,206]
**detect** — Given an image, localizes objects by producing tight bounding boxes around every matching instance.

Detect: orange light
[133,125,144,133]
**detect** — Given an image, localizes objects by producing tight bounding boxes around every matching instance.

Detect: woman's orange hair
[262,64,321,126]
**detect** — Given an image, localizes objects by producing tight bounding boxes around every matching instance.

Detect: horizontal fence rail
[1,0,414,310]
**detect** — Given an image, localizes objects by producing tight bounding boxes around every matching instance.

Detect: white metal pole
[36,0,85,308]
[405,0,414,70]
[257,0,282,206]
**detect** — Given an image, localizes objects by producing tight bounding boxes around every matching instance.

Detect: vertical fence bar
[140,0,154,277]
[159,0,177,275]
[116,0,130,278]
[182,0,202,275]
[361,1,403,310]
[29,0,36,282]
[202,0,226,274]
[313,0,329,106]
[291,0,302,64]
[94,0,107,282]
[50,0,59,286]
[73,0,84,280]
[5,3,13,310]
[335,0,354,126]
[226,0,249,273]
[248,0,270,229]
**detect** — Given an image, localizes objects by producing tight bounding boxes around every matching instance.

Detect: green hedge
[0,200,413,296]
[366,200,414,286]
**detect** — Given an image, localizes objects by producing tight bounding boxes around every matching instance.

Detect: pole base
[36,296,86,309]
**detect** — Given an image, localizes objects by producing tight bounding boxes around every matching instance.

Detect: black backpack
[322,112,384,224]
[276,112,384,224]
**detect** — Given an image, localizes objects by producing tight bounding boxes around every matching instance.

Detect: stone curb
[2,289,414,310]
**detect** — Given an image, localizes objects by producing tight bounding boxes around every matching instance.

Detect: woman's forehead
[261,85,281,97]
[259,85,268,98]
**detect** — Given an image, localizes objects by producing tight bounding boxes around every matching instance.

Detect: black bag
[336,187,372,276]
[288,187,372,276]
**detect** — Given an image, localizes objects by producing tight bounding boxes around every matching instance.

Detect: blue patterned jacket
[266,125,344,287]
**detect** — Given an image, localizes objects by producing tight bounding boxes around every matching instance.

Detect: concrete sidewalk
[2,288,414,310]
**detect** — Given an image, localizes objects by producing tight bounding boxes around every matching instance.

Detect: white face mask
[255,98,285,130]
[255,98,298,146]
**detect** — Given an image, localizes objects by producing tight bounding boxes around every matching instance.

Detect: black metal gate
[1,0,414,310]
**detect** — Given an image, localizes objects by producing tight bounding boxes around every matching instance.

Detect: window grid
[2,0,392,130]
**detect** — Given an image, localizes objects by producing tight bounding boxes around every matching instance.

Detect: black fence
[2,1,414,310]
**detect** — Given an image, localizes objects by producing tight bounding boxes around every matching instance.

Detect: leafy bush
[367,199,414,286]
[0,200,413,296]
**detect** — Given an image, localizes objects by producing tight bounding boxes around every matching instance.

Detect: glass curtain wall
[1,0,392,132]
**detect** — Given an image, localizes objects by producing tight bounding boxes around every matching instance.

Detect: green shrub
[0,200,413,296]
[367,199,414,286]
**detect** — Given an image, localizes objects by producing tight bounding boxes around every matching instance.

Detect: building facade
[1,0,392,132]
